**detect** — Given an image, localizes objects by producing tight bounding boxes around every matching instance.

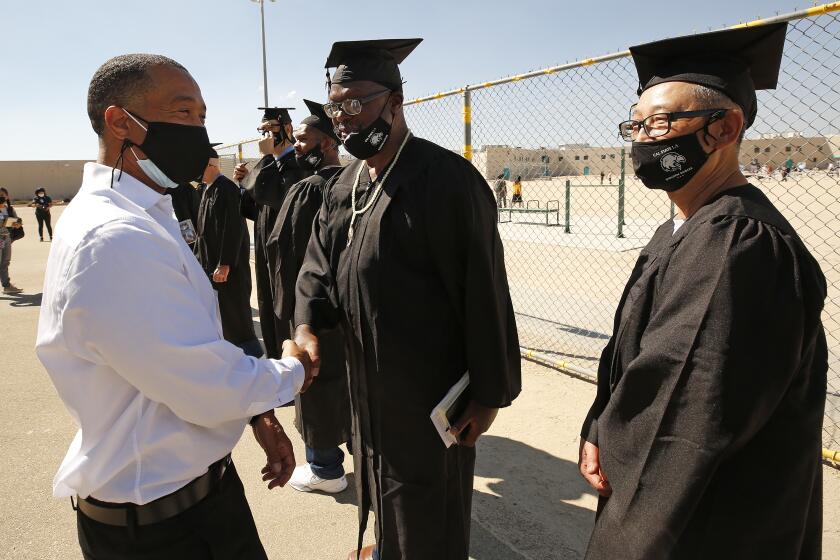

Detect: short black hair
[87,54,188,136]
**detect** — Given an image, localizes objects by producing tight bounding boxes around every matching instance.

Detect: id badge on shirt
[179,219,197,245]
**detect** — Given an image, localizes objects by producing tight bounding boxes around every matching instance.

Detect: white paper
[430,372,470,448]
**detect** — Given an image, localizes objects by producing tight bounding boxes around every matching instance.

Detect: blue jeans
[306,446,345,480]
[236,338,264,358]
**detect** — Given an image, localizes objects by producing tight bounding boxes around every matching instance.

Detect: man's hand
[233,163,249,182]
[251,411,295,489]
[578,438,612,497]
[282,339,316,392]
[293,325,321,382]
[450,400,499,447]
[212,265,230,283]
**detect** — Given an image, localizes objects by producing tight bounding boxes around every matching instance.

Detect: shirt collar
[82,162,166,211]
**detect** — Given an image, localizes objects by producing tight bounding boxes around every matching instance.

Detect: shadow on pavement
[1,292,42,307]
[470,435,595,560]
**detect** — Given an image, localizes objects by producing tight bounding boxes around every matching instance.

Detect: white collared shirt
[36,163,304,505]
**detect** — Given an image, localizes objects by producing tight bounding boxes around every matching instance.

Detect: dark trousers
[77,461,268,560]
[36,211,52,239]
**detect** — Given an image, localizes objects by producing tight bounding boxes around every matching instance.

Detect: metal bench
[498,200,561,226]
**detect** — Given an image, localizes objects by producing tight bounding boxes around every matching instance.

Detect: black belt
[73,455,231,527]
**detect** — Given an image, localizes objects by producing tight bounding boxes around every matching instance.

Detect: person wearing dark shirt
[0,187,23,294]
[167,183,202,248]
[234,107,308,359]
[294,39,521,560]
[579,24,827,559]
[29,188,53,241]
[194,148,262,357]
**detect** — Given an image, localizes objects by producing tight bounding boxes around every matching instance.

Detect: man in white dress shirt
[35,53,315,560]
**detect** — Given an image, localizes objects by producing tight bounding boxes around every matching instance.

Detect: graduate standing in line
[267,99,351,495]
[236,107,309,358]
[579,24,827,559]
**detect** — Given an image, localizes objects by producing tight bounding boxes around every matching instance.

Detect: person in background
[29,187,53,242]
[266,99,351,495]
[493,173,507,208]
[0,187,23,294]
[194,147,262,358]
[511,175,523,207]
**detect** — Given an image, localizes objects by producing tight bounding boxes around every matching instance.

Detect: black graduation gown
[295,137,522,559]
[241,151,308,358]
[266,165,351,450]
[580,185,827,560]
[194,174,257,346]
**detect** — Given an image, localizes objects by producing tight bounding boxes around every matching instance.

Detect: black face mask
[124,109,210,185]
[631,129,711,192]
[0,197,6,205]
[295,145,324,172]
[341,99,392,160]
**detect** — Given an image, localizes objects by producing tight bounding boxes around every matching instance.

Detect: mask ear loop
[701,109,727,145]
[111,139,131,189]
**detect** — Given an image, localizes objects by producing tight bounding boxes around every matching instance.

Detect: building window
[754,147,760,154]
[559,156,564,161]
[812,157,818,162]
[575,156,580,161]
[610,154,615,159]
[601,154,606,160]
[764,147,771,153]
[583,155,589,160]
[785,146,792,152]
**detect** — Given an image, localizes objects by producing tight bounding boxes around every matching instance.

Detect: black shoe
[40,238,44,242]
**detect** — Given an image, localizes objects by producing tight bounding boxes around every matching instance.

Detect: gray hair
[87,54,188,136]
[690,84,745,141]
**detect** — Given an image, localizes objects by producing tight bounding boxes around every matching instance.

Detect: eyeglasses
[618,108,727,141]
[323,89,391,118]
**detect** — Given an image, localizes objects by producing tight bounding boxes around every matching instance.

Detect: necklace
[347,130,413,247]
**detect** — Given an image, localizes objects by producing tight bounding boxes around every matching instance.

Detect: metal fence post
[565,180,571,233]
[463,87,472,161]
[617,148,626,238]
[237,143,243,163]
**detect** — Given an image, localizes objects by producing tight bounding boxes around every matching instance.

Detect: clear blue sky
[0,0,806,160]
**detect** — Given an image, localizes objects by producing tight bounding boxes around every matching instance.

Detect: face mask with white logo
[341,97,393,160]
[631,130,711,192]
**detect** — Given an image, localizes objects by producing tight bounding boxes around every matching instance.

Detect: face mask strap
[111,139,131,189]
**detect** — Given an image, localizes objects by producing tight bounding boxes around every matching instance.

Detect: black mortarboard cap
[630,23,787,128]
[325,38,423,91]
[301,99,341,144]
[258,107,294,123]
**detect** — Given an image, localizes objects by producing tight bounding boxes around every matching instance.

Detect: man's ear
[390,91,404,111]
[703,109,743,151]
[104,106,135,142]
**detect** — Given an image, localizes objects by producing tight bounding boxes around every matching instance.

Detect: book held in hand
[430,372,470,448]
[3,217,21,228]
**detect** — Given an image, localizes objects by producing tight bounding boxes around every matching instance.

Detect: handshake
[252,327,321,490]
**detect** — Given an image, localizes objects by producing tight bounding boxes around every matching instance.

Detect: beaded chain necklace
[346,130,413,247]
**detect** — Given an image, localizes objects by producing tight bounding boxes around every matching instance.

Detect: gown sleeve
[294,181,342,334]
[217,177,244,268]
[426,153,521,408]
[596,215,823,557]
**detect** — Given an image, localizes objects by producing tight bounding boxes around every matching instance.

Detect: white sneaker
[289,463,348,493]
[3,284,22,294]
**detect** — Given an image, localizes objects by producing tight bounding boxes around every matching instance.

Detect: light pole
[251,0,275,107]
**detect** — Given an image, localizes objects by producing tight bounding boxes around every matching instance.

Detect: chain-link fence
[403,5,840,454]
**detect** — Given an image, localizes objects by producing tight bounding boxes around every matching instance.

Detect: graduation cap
[325,38,423,91]
[258,107,294,123]
[301,99,341,144]
[207,142,222,159]
[629,23,787,128]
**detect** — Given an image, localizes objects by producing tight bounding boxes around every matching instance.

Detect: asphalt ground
[1,205,838,559]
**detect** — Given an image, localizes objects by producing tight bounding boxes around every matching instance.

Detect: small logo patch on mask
[660,152,687,172]
[369,132,385,147]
